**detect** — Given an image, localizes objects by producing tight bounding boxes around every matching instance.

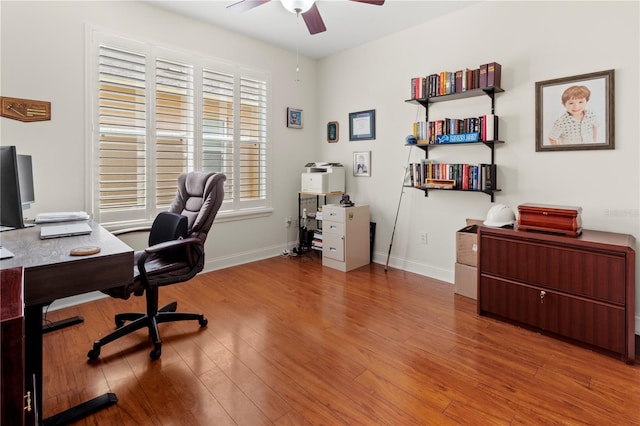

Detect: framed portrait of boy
[287,107,302,129]
[535,69,614,152]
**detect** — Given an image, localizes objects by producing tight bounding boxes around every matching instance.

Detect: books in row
[312,230,323,250]
[409,62,502,99]
[407,161,497,192]
[412,114,498,144]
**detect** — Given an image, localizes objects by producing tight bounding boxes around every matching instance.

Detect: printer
[301,162,345,193]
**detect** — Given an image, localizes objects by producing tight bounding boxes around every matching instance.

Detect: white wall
[1,1,318,270]
[317,1,640,331]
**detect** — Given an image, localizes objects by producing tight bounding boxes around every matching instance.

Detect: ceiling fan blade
[302,3,327,35]
[350,0,385,5]
[226,0,271,12]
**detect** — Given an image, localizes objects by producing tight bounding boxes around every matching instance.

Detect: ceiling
[146,1,479,59]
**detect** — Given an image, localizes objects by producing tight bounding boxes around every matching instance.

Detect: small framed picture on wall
[349,109,375,141]
[287,107,302,129]
[327,121,339,143]
[353,151,371,177]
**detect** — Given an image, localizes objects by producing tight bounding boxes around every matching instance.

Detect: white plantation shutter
[92,33,270,225]
[155,58,194,208]
[201,70,268,209]
[202,69,234,203]
[98,45,147,221]
[238,76,267,206]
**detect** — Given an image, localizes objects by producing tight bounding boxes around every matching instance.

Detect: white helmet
[483,204,515,227]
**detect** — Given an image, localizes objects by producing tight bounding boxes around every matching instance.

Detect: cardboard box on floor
[456,218,483,267]
[455,218,483,299]
[455,262,477,299]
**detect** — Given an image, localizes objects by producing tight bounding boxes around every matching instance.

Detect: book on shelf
[479,163,497,191]
[454,70,463,93]
[487,62,502,88]
[479,64,488,88]
[410,76,427,100]
[479,114,499,141]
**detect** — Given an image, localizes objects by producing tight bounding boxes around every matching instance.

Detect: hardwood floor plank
[39,256,640,425]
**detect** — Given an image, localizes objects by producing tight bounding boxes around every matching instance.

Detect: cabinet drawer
[480,277,625,354]
[480,235,626,304]
[323,206,345,223]
[323,221,344,236]
[323,234,344,261]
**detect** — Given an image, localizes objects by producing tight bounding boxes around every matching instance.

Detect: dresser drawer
[323,206,345,223]
[480,276,625,354]
[323,234,344,262]
[323,221,344,236]
[479,234,626,304]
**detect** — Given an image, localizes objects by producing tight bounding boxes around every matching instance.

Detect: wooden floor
[42,255,640,425]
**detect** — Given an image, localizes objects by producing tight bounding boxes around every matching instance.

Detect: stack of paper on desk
[35,211,90,223]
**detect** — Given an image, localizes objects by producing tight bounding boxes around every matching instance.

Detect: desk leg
[25,305,117,426]
[42,316,84,334]
[25,305,44,425]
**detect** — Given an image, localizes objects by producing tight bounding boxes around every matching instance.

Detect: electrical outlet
[419,232,428,244]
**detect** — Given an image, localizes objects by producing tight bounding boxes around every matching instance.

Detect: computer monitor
[0,145,35,231]
[17,153,35,209]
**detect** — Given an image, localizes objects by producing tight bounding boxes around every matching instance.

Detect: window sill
[101,207,274,233]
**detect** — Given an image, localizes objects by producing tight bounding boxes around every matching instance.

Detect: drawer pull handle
[24,391,32,412]
[540,290,546,304]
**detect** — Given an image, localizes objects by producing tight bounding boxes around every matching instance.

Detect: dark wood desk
[0,221,133,425]
[1,267,25,426]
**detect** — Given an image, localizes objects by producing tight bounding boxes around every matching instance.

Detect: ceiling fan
[226,0,385,35]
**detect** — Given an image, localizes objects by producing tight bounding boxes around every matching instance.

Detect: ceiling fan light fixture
[281,0,315,14]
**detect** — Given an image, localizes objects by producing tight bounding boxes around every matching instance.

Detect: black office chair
[88,171,226,360]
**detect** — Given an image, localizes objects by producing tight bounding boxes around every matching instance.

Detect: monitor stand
[0,223,35,232]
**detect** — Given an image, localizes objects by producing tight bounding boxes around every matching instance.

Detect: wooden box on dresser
[477,226,636,364]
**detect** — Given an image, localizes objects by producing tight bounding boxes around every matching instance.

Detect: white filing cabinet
[322,204,370,272]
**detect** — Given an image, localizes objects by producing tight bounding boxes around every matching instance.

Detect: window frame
[86,28,273,229]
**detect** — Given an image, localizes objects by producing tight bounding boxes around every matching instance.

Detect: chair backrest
[168,171,226,244]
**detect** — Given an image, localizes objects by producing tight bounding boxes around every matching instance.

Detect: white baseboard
[371,250,454,285]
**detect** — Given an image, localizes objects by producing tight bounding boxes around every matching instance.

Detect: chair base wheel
[150,348,161,360]
[88,346,101,360]
[199,317,208,327]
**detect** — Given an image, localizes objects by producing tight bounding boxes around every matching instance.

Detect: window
[89,32,270,226]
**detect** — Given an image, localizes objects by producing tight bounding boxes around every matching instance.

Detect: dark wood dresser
[1,266,26,425]
[477,226,636,364]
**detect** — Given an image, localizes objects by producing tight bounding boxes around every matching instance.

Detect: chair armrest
[136,237,203,282]
[144,237,201,254]
[112,226,152,236]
